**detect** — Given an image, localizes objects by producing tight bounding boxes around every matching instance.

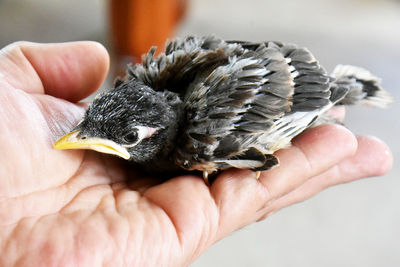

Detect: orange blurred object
[110,0,187,75]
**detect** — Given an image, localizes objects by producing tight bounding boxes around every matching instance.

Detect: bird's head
[54,80,182,163]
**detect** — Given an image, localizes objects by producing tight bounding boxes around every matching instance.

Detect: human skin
[0,41,393,266]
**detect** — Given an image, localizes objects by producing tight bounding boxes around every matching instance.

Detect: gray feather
[332,64,393,107]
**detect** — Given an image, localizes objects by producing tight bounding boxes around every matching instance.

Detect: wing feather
[174,40,336,171]
[174,43,295,169]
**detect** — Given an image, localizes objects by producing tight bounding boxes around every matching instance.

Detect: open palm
[0,42,392,266]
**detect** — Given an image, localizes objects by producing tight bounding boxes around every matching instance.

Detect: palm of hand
[0,42,392,266]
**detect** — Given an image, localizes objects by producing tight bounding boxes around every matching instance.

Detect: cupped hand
[0,42,393,266]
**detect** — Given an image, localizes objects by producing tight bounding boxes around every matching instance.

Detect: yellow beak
[53,130,130,160]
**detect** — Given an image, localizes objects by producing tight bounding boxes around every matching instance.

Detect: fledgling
[54,35,393,183]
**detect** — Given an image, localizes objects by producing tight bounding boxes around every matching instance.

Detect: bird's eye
[123,131,138,144]
[121,126,158,147]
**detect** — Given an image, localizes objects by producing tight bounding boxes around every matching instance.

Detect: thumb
[0,41,110,102]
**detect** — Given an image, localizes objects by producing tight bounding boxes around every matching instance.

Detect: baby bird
[54,35,393,184]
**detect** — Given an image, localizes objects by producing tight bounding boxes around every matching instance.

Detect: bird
[54,35,393,184]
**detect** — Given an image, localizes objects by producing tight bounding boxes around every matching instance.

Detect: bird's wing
[125,35,244,95]
[229,40,332,111]
[238,41,335,155]
[175,41,334,172]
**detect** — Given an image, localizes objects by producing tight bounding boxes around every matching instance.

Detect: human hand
[0,42,392,266]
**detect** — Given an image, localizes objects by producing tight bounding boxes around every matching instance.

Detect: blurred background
[0,0,399,266]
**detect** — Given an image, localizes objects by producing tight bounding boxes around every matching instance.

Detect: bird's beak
[53,130,131,160]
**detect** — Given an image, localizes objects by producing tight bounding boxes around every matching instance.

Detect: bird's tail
[329,64,393,108]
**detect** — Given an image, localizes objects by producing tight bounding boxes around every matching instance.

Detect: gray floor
[0,0,399,266]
